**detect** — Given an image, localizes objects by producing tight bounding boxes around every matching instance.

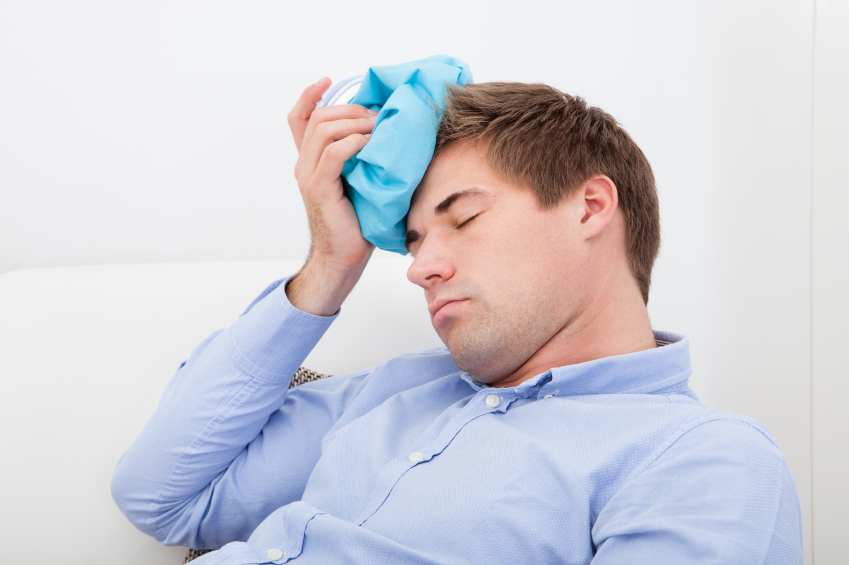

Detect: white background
[1,1,847,563]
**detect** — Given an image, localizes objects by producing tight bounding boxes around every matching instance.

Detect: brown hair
[434,82,660,304]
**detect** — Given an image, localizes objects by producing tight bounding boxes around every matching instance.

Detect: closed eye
[457,213,481,229]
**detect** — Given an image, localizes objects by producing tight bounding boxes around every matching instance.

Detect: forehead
[409,143,499,219]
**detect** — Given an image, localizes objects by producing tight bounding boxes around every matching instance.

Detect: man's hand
[285,78,377,316]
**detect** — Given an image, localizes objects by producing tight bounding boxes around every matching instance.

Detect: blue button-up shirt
[112,278,803,564]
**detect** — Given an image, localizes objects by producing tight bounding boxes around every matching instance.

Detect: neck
[490,268,656,388]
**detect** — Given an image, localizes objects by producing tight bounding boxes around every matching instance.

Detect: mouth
[428,298,468,319]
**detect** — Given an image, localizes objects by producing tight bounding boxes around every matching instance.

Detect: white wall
[811,1,849,563]
[3,1,846,562]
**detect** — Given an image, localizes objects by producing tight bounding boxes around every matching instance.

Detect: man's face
[405,143,591,384]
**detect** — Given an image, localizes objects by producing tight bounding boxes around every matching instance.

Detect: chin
[444,313,549,383]
[444,332,507,382]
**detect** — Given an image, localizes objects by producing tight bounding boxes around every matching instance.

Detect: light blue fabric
[341,55,473,253]
[112,277,803,564]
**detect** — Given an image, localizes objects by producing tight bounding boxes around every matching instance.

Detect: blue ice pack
[341,55,473,253]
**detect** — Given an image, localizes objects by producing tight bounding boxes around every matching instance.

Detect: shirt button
[267,548,284,560]
[408,452,424,463]
[485,394,501,408]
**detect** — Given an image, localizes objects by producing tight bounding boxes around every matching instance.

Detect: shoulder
[624,411,787,490]
[289,346,458,399]
[358,345,458,383]
[593,411,802,563]
[656,411,781,465]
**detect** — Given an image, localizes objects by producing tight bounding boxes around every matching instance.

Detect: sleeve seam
[227,325,326,386]
[618,414,781,497]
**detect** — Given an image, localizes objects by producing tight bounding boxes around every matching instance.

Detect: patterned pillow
[182,367,331,564]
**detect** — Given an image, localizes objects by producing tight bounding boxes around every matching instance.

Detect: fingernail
[314,77,329,86]
[367,109,379,116]
[368,115,377,121]
[365,134,372,138]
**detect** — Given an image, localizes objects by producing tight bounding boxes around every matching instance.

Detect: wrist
[285,253,371,317]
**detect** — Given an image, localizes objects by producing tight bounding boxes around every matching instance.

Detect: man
[112,79,803,564]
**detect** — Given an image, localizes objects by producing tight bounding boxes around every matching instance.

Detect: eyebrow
[405,187,491,252]
[434,187,490,215]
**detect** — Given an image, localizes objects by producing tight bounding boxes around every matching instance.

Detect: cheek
[482,215,582,312]
[483,212,567,271]
[453,197,580,285]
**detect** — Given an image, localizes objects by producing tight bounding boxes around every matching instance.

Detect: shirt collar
[460,331,692,398]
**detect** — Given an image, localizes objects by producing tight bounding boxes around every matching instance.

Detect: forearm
[113,78,381,550]
[111,278,336,547]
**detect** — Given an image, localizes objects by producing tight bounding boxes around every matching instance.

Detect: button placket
[354,387,516,527]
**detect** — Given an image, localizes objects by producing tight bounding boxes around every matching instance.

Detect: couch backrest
[0,255,441,564]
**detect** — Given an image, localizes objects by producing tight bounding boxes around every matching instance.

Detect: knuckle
[314,121,332,137]
[323,142,342,160]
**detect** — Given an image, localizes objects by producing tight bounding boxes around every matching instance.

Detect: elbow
[111,453,211,548]
[111,452,164,541]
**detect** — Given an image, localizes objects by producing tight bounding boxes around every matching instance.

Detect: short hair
[434,82,660,304]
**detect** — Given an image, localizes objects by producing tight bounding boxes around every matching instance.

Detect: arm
[110,277,369,547]
[285,77,378,318]
[590,417,803,565]
[111,82,380,548]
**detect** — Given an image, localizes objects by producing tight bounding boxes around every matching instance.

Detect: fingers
[287,78,330,151]
[300,104,378,158]
[288,79,378,153]
[298,116,376,180]
[310,133,373,199]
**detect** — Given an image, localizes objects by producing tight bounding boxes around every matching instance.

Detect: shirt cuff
[227,276,338,384]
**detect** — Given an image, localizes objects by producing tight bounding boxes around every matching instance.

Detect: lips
[428,298,467,318]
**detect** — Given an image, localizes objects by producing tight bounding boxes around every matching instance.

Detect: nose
[406,237,455,290]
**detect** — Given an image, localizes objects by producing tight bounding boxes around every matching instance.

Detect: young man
[112,80,803,564]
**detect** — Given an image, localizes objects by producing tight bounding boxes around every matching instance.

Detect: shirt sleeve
[590,416,804,565]
[111,277,371,549]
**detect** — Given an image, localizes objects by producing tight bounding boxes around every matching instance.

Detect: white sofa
[0,255,441,565]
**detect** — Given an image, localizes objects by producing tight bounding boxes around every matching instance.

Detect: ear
[578,175,618,240]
